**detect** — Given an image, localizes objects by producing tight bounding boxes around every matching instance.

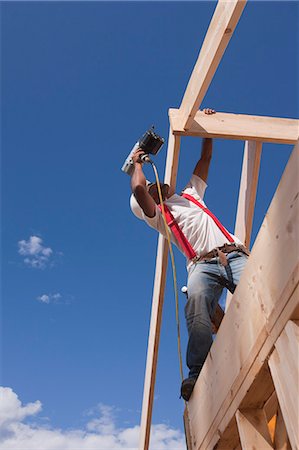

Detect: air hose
[149,161,185,388]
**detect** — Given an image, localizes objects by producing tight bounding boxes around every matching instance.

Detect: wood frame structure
[138,2,299,449]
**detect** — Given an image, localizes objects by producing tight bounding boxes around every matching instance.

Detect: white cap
[130,180,152,220]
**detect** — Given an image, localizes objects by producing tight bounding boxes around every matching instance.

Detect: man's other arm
[131,149,156,218]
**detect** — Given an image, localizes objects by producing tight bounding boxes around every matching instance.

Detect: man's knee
[184,290,212,329]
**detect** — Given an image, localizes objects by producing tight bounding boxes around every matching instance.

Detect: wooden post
[234,141,262,248]
[268,320,299,450]
[225,140,262,311]
[138,130,181,450]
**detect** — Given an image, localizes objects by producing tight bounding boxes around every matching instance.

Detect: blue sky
[1,1,298,449]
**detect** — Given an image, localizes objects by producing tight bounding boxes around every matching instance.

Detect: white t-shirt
[141,174,243,271]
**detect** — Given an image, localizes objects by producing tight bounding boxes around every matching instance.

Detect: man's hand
[132,148,146,165]
[202,108,216,115]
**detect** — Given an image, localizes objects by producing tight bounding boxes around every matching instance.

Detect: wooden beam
[179,0,246,130]
[216,282,299,450]
[236,409,273,450]
[268,321,299,450]
[225,140,262,311]
[184,408,194,450]
[169,109,299,144]
[234,141,262,248]
[164,129,181,188]
[184,142,299,450]
[274,404,291,450]
[263,391,278,423]
[138,130,181,450]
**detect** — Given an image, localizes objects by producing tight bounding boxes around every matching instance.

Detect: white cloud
[37,293,62,304]
[0,387,41,429]
[0,387,186,450]
[37,294,50,304]
[18,236,53,269]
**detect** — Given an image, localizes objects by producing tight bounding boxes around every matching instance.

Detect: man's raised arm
[192,108,215,182]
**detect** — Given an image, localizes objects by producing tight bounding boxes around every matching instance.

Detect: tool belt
[194,243,250,266]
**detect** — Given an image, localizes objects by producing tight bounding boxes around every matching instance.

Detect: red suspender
[158,204,197,260]
[158,193,234,260]
[181,193,234,243]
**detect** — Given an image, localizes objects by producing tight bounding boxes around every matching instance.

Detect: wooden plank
[179,0,246,130]
[185,143,299,450]
[216,362,275,449]
[138,130,181,450]
[164,129,181,188]
[199,138,299,448]
[226,140,262,311]
[184,408,194,450]
[236,410,273,450]
[263,390,278,423]
[268,321,299,450]
[234,141,262,248]
[268,415,276,443]
[169,109,299,144]
[274,404,291,450]
[212,278,299,450]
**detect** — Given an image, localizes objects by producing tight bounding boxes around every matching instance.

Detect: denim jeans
[185,251,248,379]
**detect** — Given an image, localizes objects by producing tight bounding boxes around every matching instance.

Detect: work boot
[180,377,197,401]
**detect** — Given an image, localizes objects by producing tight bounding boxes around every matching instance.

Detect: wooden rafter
[179,0,247,130]
[169,109,299,144]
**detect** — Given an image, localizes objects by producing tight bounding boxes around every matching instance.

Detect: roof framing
[179,0,246,130]
[169,109,299,144]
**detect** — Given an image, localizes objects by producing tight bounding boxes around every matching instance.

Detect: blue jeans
[185,251,248,379]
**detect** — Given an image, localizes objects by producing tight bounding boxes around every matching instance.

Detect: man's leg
[184,260,223,383]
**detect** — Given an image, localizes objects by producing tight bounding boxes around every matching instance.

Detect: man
[129,109,249,401]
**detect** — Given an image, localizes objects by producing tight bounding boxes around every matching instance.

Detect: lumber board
[184,408,194,450]
[226,140,262,311]
[179,0,246,130]
[213,361,275,449]
[138,130,181,450]
[268,321,299,450]
[234,141,262,248]
[264,390,278,423]
[216,282,299,450]
[236,410,273,450]
[169,109,299,144]
[274,404,291,450]
[206,280,299,450]
[184,142,299,450]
